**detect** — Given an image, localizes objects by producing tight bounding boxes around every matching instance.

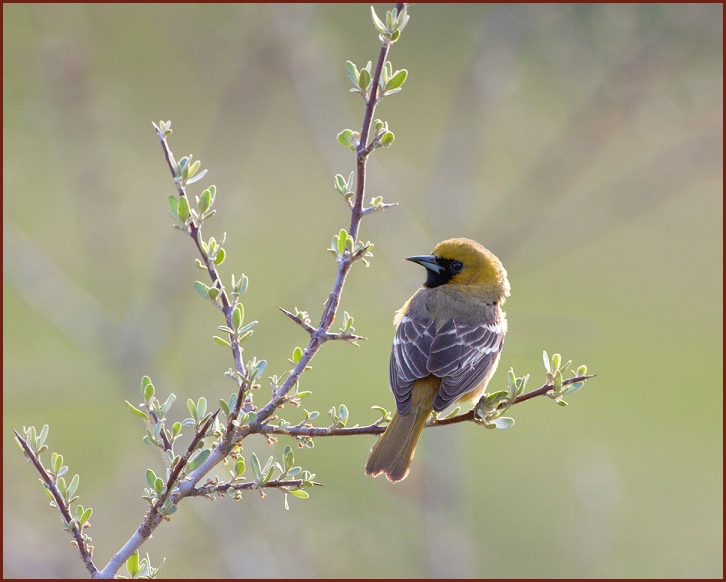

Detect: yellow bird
[365,238,510,482]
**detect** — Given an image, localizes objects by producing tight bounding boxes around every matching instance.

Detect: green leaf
[187,167,207,186]
[345,60,359,86]
[233,304,244,330]
[143,381,154,402]
[213,335,231,347]
[125,401,149,420]
[543,351,550,373]
[386,69,408,91]
[198,189,211,213]
[238,329,253,343]
[283,445,294,472]
[146,469,156,489]
[338,404,349,424]
[36,424,49,449]
[126,551,140,577]
[187,449,211,472]
[193,281,208,300]
[492,417,515,429]
[251,452,262,481]
[187,159,200,180]
[396,5,409,32]
[236,274,249,295]
[288,489,309,499]
[167,195,179,219]
[68,474,80,497]
[80,507,93,525]
[160,393,176,416]
[57,477,67,499]
[197,397,207,419]
[238,320,258,334]
[254,359,267,378]
[334,174,347,194]
[563,381,584,395]
[337,129,354,147]
[370,6,385,32]
[177,196,190,221]
[234,456,245,478]
[371,405,388,417]
[337,228,347,256]
[53,453,63,473]
[380,131,395,146]
[359,67,371,91]
[292,346,304,364]
[187,398,197,421]
[214,247,226,265]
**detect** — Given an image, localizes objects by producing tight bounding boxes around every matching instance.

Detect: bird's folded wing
[390,315,504,414]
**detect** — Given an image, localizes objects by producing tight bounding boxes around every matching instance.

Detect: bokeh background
[4,3,722,578]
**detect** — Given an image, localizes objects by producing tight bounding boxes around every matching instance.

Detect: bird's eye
[451,261,464,273]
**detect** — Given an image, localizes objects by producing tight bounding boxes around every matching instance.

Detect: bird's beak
[405,254,444,274]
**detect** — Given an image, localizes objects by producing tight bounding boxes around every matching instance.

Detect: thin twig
[429,374,596,427]
[278,307,316,334]
[189,478,325,497]
[350,35,391,241]
[259,423,387,437]
[14,431,99,577]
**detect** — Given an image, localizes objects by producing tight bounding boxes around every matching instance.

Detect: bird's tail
[365,406,430,483]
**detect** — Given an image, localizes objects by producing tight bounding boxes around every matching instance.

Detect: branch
[14,431,98,577]
[97,7,409,576]
[97,412,219,578]
[189,478,325,498]
[429,374,596,427]
[257,374,597,437]
[249,6,401,430]
[279,307,367,342]
[349,29,390,241]
[147,411,220,522]
[259,423,386,437]
[152,123,251,437]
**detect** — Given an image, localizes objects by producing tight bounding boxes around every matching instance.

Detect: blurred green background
[4,3,722,578]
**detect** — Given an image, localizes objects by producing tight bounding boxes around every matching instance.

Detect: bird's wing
[427,318,505,412]
[389,315,438,415]
[390,314,504,414]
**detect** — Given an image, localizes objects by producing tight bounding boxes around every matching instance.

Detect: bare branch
[278,307,316,334]
[362,202,399,216]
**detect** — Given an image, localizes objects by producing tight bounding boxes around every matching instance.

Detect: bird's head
[406,238,510,302]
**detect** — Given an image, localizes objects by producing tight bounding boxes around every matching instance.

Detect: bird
[365,237,510,483]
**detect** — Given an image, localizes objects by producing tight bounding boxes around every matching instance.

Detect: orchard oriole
[365,238,510,482]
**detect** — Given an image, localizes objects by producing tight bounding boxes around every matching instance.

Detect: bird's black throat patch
[423,258,459,288]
